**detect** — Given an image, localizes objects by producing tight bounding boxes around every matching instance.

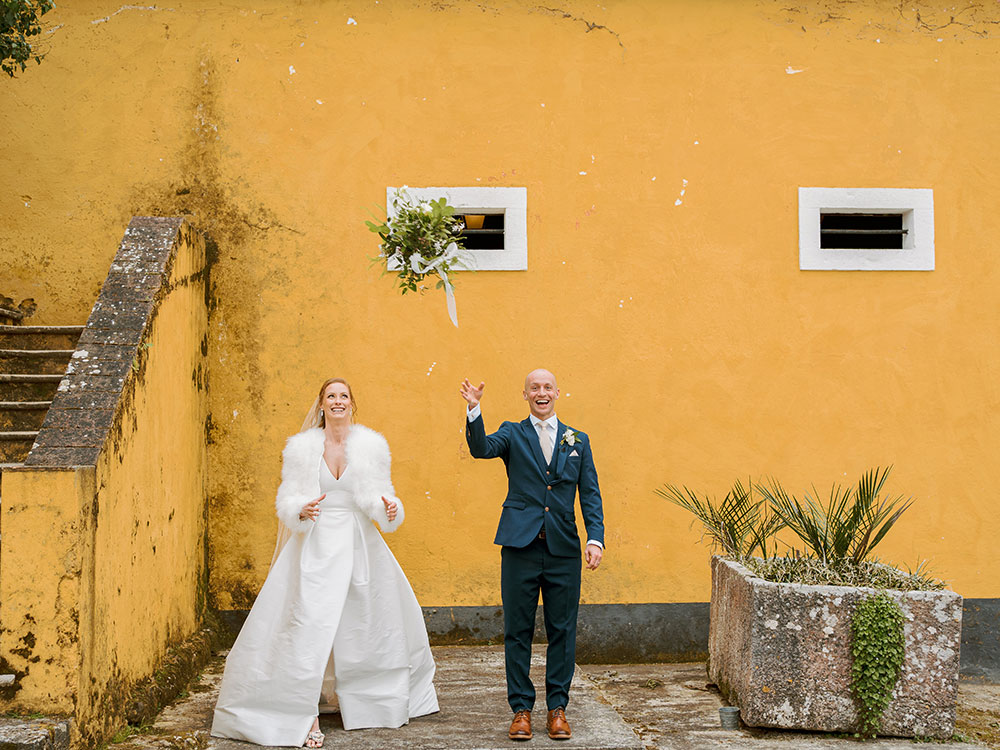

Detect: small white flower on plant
[420,201,432,213]
[561,429,578,447]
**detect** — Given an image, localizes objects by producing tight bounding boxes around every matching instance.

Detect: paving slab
[580,662,997,749]
[121,646,642,750]
[117,648,999,750]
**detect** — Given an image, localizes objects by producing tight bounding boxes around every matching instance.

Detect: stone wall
[709,557,962,738]
[0,218,209,748]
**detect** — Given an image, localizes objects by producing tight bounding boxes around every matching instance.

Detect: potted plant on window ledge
[656,467,961,739]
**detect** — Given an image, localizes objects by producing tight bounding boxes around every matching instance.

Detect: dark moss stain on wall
[123,56,308,614]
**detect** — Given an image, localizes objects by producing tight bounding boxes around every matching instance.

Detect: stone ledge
[0,717,70,750]
[25,217,192,468]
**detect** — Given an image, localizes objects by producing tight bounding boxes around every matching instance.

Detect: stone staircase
[0,326,84,468]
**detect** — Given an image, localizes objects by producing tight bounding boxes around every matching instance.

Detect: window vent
[798,188,934,271]
[457,212,504,250]
[820,213,907,249]
[387,187,527,270]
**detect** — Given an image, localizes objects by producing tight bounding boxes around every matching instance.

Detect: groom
[461,369,605,741]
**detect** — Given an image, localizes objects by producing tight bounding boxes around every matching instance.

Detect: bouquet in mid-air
[367,187,474,326]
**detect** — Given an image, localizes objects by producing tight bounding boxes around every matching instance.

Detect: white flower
[562,429,577,447]
[420,201,432,213]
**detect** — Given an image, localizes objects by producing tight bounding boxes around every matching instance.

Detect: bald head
[524,368,557,391]
[523,369,559,420]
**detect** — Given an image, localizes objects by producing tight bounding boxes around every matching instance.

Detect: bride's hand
[299,495,325,521]
[382,496,398,522]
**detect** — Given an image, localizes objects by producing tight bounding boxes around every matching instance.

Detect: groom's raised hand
[460,378,485,408]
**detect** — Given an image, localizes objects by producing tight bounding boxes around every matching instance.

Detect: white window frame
[798,187,934,271]
[386,186,527,271]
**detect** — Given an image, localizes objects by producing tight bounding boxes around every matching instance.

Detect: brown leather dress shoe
[547,708,571,740]
[509,710,532,741]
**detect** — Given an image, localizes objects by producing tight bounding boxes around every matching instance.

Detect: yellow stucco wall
[0,468,94,713]
[75,224,208,742]
[0,224,207,745]
[2,1,999,615]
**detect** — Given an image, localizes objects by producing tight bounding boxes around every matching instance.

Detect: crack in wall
[773,1,998,39]
[91,5,174,26]
[537,6,624,48]
[904,3,1000,37]
[239,217,303,235]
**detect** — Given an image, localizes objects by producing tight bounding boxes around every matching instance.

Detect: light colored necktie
[537,422,553,464]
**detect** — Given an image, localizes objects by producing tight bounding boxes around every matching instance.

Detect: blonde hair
[301,377,357,430]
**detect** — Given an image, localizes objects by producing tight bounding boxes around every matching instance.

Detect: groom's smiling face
[524,369,559,420]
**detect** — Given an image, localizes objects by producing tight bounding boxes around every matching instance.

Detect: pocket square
[569,450,579,457]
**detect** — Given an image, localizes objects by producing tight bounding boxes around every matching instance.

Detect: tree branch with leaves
[1,0,54,78]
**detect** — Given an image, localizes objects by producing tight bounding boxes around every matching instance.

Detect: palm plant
[756,466,913,564]
[655,479,785,560]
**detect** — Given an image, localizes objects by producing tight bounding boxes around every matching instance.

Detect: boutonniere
[560,429,580,448]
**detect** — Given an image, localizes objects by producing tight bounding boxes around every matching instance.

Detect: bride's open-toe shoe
[305,728,324,748]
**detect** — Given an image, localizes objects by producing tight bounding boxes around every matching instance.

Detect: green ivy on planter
[850,592,905,738]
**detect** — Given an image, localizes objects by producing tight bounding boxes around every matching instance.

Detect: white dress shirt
[467,404,603,550]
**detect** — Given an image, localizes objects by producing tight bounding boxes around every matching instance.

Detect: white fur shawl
[274,424,404,535]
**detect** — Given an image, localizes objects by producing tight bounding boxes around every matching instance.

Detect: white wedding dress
[211,460,439,746]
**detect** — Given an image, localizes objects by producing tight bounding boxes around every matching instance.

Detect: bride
[211,377,439,747]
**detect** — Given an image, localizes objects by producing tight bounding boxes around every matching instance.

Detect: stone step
[0,717,70,749]
[0,349,74,375]
[0,401,51,431]
[0,325,84,351]
[0,307,26,326]
[0,431,37,463]
[0,374,63,402]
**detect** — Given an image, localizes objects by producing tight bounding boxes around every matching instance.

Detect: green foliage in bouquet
[367,187,471,295]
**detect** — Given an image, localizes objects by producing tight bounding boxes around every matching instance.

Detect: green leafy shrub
[1,0,54,78]
[655,478,784,560]
[756,466,912,564]
[851,592,905,737]
[658,467,942,589]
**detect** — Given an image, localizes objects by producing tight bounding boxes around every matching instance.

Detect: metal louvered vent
[820,213,907,249]
[457,212,505,250]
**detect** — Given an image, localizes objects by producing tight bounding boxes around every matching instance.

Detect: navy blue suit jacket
[466,414,605,558]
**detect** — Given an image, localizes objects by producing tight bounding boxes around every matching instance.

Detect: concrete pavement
[118,646,1000,749]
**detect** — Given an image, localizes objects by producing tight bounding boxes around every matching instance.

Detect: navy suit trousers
[500,537,582,712]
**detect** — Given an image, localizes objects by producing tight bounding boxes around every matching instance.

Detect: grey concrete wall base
[221,603,710,664]
[0,717,70,750]
[218,596,998,676]
[708,556,962,739]
[960,598,1000,682]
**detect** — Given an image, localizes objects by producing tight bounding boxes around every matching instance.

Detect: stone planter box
[708,556,962,738]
